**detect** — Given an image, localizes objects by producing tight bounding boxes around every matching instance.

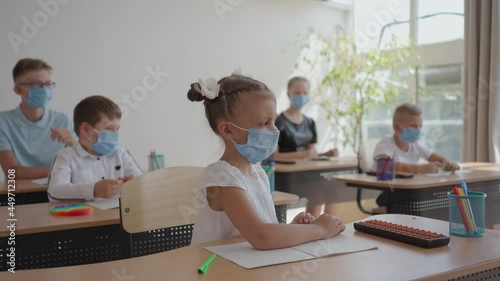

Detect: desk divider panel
[447,266,500,281]
[0,224,122,271]
[387,180,500,229]
[0,192,48,206]
[121,224,194,258]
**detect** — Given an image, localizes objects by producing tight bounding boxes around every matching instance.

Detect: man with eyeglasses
[0,58,75,179]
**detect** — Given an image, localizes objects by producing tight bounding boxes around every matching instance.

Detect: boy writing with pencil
[373,103,459,206]
[373,103,459,174]
[47,95,142,202]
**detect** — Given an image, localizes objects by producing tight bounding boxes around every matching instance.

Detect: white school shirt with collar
[190,160,278,245]
[373,136,434,165]
[47,142,143,202]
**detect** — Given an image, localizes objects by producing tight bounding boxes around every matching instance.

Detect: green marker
[198,254,216,274]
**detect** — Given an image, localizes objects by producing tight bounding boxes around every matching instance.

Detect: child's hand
[311,214,345,239]
[291,212,315,224]
[302,148,318,159]
[324,148,339,157]
[418,162,440,173]
[441,162,460,172]
[50,128,75,146]
[94,179,124,199]
[118,175,134,183]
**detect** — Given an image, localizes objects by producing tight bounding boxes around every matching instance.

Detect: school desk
[274,158,369,205]
[2,214,499,281]
[333,162,500,229]
[0,179,48,206]
[0,191,298,271]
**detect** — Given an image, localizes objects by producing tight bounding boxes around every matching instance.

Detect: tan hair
[73,95,122,136]
[287,76,310,90]
[393,103,422,122]
[12,58,52,82]
[187,74,275,135]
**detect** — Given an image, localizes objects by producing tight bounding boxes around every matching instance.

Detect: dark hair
[393,103,422,122]
[287,76,310,90]
[12,58,53,82]
[73,95,122,136]
[187,74,275,135]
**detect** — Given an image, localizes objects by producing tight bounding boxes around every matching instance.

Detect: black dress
[276,113,317,153]
[275,113,335,207]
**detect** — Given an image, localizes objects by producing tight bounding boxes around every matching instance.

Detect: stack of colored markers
[451,181,478,235]
[149,150,161,171]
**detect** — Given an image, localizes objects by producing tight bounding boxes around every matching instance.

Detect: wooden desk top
[333,162,500,189]
[0,191,298,237]
[275,158,357,173]
[4,214,500,281]
[0,201,120,236]
[0,179,47,195]
[272,191,299,205]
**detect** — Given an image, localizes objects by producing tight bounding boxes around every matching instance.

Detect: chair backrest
[358,138,381,172]
[120,166,205,234]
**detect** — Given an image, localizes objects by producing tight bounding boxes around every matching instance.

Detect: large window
[355,0,464,161]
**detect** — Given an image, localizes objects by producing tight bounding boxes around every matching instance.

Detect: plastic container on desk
[262,154,275,194]
[374,156,395,180]
[448,191,486,237]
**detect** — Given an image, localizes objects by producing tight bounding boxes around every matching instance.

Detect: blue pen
[461,180,478,234]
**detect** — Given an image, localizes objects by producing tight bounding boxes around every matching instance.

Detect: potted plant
[296,29,418,171]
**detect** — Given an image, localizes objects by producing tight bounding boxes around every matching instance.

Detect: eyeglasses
[17,81,56,89]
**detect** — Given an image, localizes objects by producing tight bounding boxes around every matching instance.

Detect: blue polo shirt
[0,105,74,168]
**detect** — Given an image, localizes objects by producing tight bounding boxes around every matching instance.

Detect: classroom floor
[286,198,378,224]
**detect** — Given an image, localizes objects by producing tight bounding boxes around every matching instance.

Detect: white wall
[0,0,347,170]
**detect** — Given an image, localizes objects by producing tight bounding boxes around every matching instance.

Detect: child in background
[275,77,338,160]
[274,76,340,218]
[47,95,142,202]
[373,103,459,205]
[189,74,345,249]
[0,58,75,179]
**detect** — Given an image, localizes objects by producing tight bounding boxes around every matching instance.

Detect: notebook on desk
[31,177,48,185]
[205,234,378,269]
[85,197,120,210]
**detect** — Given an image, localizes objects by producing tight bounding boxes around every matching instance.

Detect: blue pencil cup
[448,191,487,237]
[374,157,395,180]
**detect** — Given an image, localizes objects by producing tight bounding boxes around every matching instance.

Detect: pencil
[453,186,473,234]
[459,181,478,234]
[153,150,161,170]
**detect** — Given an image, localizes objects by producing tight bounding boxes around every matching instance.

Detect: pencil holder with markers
[448,191,486,237]
[262,154,275,194]
[374,156,395,180]
[148,153,165,171]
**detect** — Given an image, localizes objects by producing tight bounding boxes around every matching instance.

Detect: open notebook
[85,197,120,210]
[205,234,378,269]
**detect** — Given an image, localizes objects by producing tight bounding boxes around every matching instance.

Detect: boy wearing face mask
[373,103,459,174]
[47,95,142,202]
[0,58,75,179]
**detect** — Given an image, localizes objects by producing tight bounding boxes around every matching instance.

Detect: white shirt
[47,142,143,202]
[373,136,434,164]
[190,160,278,245]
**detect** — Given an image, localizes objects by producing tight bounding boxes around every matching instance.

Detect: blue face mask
[230,122,280,164]
[25,87,52,108]
[290,95,310,110]
[399,124,423,143]
[90,129,119,155]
